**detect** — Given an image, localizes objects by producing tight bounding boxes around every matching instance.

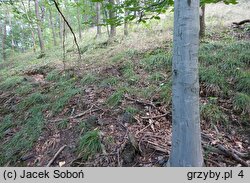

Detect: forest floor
[0,5,250,167]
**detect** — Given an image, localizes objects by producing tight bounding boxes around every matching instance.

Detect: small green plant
[0,111,44,166]
[0,115,13,140]
[159,82,172,105]
[148,72,165,82]
[78,129,102,160]
[0,76,24,90]
[125,106,139,115]
[18,92,47,110]
[111,53,125,63]
[233,92,250,113]
[236,71,250,94]
[201,103,228,126]
[16,84,33,95]
[57,119,69,130]
[142,52,172,72]
[199,66,227,95]
[100,76,119,87]
[106,89,124,107]
[46,70,61,81]
[80,73,98,85]
[50,78,80,114]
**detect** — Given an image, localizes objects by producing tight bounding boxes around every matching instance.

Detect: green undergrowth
[77,129,102,160]
[0,29,249,166]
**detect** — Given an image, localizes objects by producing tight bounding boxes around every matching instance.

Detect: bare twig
[204,158,221,167]
[46,145,67,167]
[140,113,168,120]
[124,95,156,108]
[217,144,249,167]
[50,108,100,123]
[52,0,81,60]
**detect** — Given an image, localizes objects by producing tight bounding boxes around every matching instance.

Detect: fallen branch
[217,144,249,167]
[233,19,250,26]
[140,113,168,120]
[124,95,156,108]
[50,108,100,123]
[46,145,67,167]
[204,158,221,167]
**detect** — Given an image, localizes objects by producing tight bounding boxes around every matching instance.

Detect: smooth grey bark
[169,0,203,167]
[199,5,205,38]
[96,2,102,37]
[109,0,116,38]
[49,9,57,46]
[34,0,45,56]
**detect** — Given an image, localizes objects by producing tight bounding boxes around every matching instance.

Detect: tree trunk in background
[2,14,7,61]
[8,13,15,51]
[124,9,129,36]
[49,9,57,46]
[76,5,82,40]
[34,0,45,56]
[103,2,110,37]
[96,2,102,37]
[169,0,203,167]
[25,0,36,52]
[59,14,63,43]
[199,5,205,38]
[109,0,116,38]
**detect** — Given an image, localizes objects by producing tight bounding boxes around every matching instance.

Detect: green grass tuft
[0,76,24,91]
[17,92,47,110]
[80,73,99,85]
[77,129,102,160]
[233,92,250,113]
[201,102,228,126]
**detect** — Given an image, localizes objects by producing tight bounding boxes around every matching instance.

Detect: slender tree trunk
[169,0,203,167]
[31,30,36,53]
[8,13,15,51]
[124,9,129,36]
[76,5,82,40]
[102,1,110,37]
[34,0,45,56]
[49,9,57,46]
[22,0,36,52]
[109,0,116,38]
[2,14,7,61]
[199,5,205,38]
[96,2,102,37]
[59,14,63,43]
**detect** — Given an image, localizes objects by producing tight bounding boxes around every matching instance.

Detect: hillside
[0,2,250,167]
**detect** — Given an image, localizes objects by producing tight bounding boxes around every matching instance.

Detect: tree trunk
[34,0,45,56]
[124,9,129,36]
[199,5,205,38]
[96,2,102,37]
[102,1,110,37]
[22,0,36,52]
[49,9,57,46]
[169,0,203,167]
[109,0,116,38]
[2,14,7,61]
[8,13,15,51]
[76,5,82,40]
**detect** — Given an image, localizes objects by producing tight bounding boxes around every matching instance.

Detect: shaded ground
[0,24,249,167]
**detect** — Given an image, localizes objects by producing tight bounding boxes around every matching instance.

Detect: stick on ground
[46,145,67,167]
